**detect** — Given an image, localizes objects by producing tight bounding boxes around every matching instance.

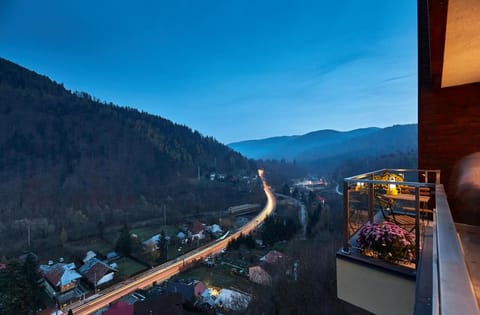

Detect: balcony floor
[456,223,480,304]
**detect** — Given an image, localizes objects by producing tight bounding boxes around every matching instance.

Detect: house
[143,234,161,251]
[215,288,251,311]
[207,224,223,235]
[83,250,97,263]
[133,293,183,315]
[176,231,187,244]
[40,262,82,294]
[260,250,284,264]
[248,263,273,286]
[79,257,117,287]
[190,220,205,240]
[106,251,119,260]
[165,280,206,304]
[103,300,134,315]
[198,288,216,308]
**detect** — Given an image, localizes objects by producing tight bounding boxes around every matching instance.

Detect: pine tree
[22,253,44,311]
[157,230,168,262]
[115,224,132,256]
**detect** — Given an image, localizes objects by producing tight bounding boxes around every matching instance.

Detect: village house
[190,220,205,240]
[143,233,170,251]
[103,300,134,315]
[207,224,223,236]
[79,256,117,288]
[249,250,286,286]
[134,293,183,315]
[248,263,273,286]
[260,250,285,264]
[215,288,251,312]
[165,279,207,305]
[40,262,82,296]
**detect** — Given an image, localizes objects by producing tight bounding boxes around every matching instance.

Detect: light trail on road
[65,169,276,315]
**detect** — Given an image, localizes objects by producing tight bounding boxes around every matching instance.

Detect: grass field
[115,256,149,278]
[131,225,179,241]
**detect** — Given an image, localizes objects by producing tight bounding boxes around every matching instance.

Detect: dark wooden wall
[418,0,480,223]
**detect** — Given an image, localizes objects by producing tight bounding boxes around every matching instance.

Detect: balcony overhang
[441,0,480,87]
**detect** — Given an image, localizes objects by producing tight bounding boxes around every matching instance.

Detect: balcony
[336,169,480,315]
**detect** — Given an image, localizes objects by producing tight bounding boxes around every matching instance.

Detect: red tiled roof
[104,301,134,315]
[44,265,65,288]
[191,220,204,234]
[83,261,113,284]
[263,250,284,264]
[134,293,183,315]
[194,280,207,297]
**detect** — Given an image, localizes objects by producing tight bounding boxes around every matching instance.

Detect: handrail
[433,185,479,315]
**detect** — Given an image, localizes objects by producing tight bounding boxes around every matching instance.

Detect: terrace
[336,168,480,315]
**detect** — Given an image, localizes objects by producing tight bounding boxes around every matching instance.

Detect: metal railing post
[368,175,374,223]
[343,181,350,253]
[415,186,420,266]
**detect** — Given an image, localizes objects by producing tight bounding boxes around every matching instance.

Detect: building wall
[59,280,77,293]
[418,0,480,224]
[419,84,480,223]
[336,257,416,315]
[97,272,114,286]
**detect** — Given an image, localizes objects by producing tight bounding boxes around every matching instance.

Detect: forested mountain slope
[0,57,257,244]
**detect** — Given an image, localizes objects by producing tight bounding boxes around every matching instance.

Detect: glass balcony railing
[340,169,440,270]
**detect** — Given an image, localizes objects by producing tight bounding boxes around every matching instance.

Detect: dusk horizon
[0,0,417,143]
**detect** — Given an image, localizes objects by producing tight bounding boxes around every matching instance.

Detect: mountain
[0,57,258,246]
[229,124,418,171]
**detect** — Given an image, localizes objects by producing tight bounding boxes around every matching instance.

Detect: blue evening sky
[0,0,417,143]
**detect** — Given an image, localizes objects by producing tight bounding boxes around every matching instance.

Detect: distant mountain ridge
[229,124,417,171]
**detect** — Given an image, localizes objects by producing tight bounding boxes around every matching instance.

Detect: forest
[0,57,260,255]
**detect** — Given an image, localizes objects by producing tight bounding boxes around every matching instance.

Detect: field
[115,256,149,279]
[130,225,179,241]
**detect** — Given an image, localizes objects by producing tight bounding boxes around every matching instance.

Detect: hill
[0,57,259,249]
[229,124,418,172]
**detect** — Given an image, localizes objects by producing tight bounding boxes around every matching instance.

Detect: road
[64,169,276,315]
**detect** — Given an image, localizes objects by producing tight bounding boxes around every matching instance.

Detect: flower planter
[357,221,416,265]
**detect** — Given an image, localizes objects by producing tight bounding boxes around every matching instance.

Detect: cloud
[379,74,415,84]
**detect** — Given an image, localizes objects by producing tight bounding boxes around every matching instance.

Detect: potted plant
[356,221,415,264]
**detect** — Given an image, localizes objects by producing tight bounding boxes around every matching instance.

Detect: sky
[0,0,417,144]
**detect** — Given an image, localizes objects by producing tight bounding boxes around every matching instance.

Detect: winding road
[64,169,276,315]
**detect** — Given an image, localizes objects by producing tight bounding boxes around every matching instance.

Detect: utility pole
[197,166,200,180]
[163,204,167,226]
[27,220,31,248]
